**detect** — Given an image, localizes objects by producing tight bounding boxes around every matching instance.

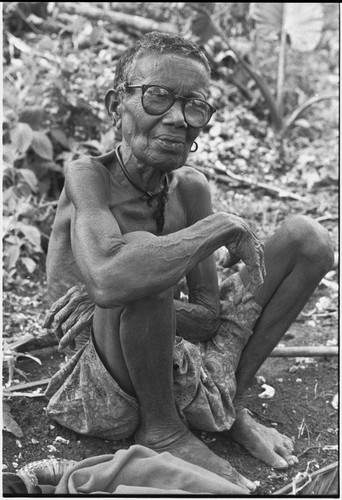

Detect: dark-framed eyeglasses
[123,83,216,128]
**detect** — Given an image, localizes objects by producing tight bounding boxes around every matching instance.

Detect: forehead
[129,53,210,96]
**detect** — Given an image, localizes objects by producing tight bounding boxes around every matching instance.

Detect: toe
[274,445,298,468]
[270,455,288,469]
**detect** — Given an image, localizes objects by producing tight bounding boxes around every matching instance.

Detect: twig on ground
[195,164,307,202]
[297,445,321,458]
[60,2,176,34]
[7,378,50,392]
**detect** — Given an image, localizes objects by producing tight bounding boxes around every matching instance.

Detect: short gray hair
[113,31,211,88]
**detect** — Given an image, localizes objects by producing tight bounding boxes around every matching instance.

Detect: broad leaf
[18,168,39,193]
[18,106,45,131]
[190,8,219,45]
[2,403,23,438]
[15,222,42,251]
[51,129,70,150]
[286,4,324,52]
[4,242,21,269]
[31,131,54,160]
[250,3,324,52]
[21,257,37,274]
[250,3,284,36]
[10,122,33,154]
[3,143,18,164]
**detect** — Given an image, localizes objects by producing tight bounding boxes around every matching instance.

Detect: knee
[283,215,334,274]
[125,287,174,314]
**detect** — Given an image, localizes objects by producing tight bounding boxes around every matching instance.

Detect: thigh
[92,304,133,394]
[239,220,295,308]
[240,215,332,308]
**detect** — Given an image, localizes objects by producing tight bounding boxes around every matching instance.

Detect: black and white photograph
[2,2,339,496]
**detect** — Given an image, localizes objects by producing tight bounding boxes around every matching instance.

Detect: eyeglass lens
[142,86,212,127]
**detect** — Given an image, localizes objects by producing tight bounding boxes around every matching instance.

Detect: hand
[222,214,266,304]
[43,284,95,350]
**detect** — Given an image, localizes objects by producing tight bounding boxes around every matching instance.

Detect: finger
[53,306,74,330]
[52,292,91,330]
[61,304,95,333]
[58,331,74,351]
[58,318,89,350]
[54,323,64,341]
[43,285,83,328]
[43,311,54,328]
[222,249,240,268]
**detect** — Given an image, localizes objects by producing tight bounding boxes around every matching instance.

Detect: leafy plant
[3,115,60,283]
[3,339,42,388]
[249,3,337,136]
[189,3,337,138]
[3,188,45,282]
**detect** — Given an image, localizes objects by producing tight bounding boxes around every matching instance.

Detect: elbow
[87,271,127,309]
[200,314,220,340]
[90,286,117,309]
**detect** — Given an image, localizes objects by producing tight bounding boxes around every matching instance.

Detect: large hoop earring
[190,141,198,153]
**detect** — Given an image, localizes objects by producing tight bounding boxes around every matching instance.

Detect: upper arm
[180,168,220,315]
[65,159,125,292]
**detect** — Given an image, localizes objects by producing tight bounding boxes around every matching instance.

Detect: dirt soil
[2,275,338,496]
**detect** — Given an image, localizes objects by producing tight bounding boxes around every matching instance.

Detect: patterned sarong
[46,273,262,439]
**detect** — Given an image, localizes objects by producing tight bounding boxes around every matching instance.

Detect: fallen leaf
[47,445,58,453]
[258,383,275,399]
[331,393,338,409]
[323,445,338,451]
[54,436,70,445]
[2,403,23,438]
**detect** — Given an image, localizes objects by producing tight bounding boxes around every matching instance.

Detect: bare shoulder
[173,166,213,222]
[64,154,113,207]
[174,165,211,196]
[64,155,110,182]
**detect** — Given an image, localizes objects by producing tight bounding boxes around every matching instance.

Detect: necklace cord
[115,146,169,234]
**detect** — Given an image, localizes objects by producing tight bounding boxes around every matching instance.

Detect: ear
[104,89,121,117]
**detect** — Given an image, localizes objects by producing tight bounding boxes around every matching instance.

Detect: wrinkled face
[118,53,211,171]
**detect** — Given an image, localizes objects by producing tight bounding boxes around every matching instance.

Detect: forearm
[174,299,220,342]
[74,211,238,307]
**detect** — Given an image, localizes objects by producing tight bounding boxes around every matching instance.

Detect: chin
[161,151,189,171]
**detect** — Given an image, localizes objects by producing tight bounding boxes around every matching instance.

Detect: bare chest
[108,180,187,236]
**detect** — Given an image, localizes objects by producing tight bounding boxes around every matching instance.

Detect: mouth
[156,135,185,151]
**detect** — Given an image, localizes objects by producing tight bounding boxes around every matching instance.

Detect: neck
[118,145,166,195]
[115,145,170,234]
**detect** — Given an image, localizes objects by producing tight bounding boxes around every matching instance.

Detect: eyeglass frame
[120,83,216,127]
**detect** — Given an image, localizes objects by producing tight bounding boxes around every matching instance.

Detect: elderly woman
[45,32,333,492]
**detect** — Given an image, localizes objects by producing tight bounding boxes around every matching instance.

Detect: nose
[161,99,187,127]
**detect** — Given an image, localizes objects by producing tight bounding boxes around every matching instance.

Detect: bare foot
[229,408,298,469]
[135,426,257,493]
